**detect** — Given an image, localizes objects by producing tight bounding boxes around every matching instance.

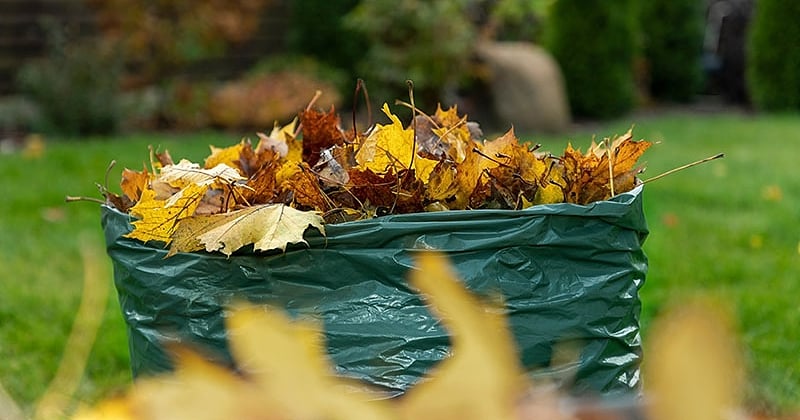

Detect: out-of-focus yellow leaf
[22,133,46,159]
[355,103,437,183]
[74,347,265,420]
[75,307,393,420]
[226,305,394,420]
[400,252,525,420]
[645,301,744,420]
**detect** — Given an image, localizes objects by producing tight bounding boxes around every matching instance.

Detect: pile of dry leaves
[104,102,651,256]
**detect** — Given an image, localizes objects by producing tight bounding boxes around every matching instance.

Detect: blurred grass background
[0,109,797,415]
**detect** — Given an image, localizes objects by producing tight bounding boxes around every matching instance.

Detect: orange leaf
[300,107,347,166]
[120,166,151,202]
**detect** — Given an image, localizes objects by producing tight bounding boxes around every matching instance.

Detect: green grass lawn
[1,111,798,415]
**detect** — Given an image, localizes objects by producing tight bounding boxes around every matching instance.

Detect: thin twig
[406,80,417,172]
[606,138,615,197]
[472,147,514,169]
[294,90,324,138]
[394,99,440,129]
[642,153,725,184]
[103,160,116,192]
[352,79,371,139]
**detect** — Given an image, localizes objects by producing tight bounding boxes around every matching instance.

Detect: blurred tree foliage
[545,0,638,119]
[286,0,367,97]
[485,0,553,43]
[747,0,800,111]
[16,21,123,136]
[344,0,478,110]
[84,0,272,84]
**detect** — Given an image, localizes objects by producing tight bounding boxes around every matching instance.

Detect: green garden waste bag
[102,185,648,398]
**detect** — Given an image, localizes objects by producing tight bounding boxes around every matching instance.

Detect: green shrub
[488,0,552,43]
[747,0,800,111]
[640,0,704,102]
[16,22,124,136]
[286,0,366,94]
[545,0,637,119]
[344,0,477,110]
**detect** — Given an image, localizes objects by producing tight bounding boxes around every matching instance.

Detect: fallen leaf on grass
[645,301,744,420]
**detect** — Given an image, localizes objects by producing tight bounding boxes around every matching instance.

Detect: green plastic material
[102,185,648,398]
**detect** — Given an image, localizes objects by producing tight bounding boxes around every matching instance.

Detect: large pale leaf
[159,159,246,189]
[185,204,325,256]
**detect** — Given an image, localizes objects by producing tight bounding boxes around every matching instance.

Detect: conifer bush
[747,0,800,111]
[545,0,637,119]
[640,0,704,102]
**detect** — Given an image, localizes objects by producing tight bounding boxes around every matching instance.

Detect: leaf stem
[65,196,106,205]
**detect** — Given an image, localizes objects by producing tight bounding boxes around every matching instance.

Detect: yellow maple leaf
[533,178,565,205]
[275,160,303,186]
[400,252,525,420]
[355,103,437,183]
[203,140,246,170]
[431,105,473,163]
[185,203,325,256]
[426,161,459,203]
[166,212,230,257]
[125,183,208,245]
[450,143,486,209]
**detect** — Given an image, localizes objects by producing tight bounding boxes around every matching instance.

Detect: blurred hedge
[545,0,637,119]
[16,23,124,136]
[286,0,367,98]
[747,0,800,111]
[640,0,704,103]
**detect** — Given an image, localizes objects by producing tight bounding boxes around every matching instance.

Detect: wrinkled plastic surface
[102,185,648,397]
